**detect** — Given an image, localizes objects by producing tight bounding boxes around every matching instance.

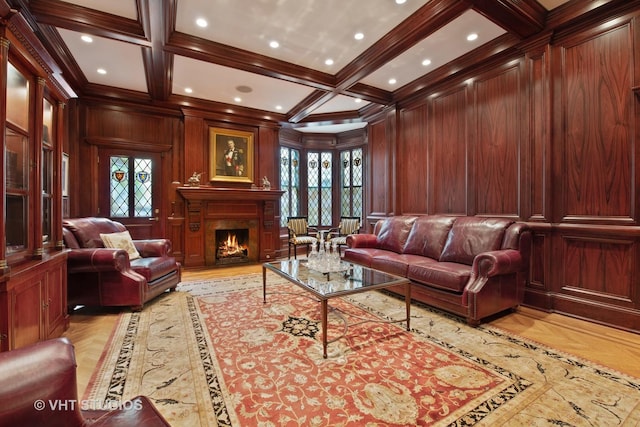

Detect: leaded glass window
[280,147,300,226]
[307,152,319,226]
[340,148,363,219]
[307,151,332,227]
[110,156,153,218]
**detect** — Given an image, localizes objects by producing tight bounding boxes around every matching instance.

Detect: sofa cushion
[440,217,514,265]
[342,248,388,267]
[403,215,456,259]
[407,259,471,293]
[375,216,417,253]
[100,231,141,260]
[131,256,179,283]
[371,253,425,278]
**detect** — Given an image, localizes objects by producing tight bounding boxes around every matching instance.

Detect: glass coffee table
[263,259,411,358]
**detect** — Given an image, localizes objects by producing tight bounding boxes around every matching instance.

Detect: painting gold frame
[209,127,254,183]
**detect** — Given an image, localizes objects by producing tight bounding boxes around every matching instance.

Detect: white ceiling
[51,0,570,133]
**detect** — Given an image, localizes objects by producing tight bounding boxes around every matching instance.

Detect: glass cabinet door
[5,63,30,254]
[42,98,54,244]
[5,129,28,252]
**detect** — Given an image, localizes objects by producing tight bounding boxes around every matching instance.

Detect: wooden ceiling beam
[140,0,173,100]
[27,0,147,45]
[466,0,547,38]
[166,32,337,92]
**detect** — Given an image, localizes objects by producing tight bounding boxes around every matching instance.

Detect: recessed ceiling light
[196,18,208,28]
[81,35,93,43]
[467,33,478,41]
[354,32,364,40]
[275,105,282,110]
[269,40,280,48]
[388,78,397,85]
[97,68,107,75]
[422,59,432,66]
[325,58,334,66]
[236,85,252,93]
[234,97,242,103]
[184,87,193,94]
[354,98,362,103]
[395,0,407,4]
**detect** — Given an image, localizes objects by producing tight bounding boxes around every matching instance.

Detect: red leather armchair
[63,217,181,311]
[0,337,170,427]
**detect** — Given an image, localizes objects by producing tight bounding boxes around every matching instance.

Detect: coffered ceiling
[14,0,572,133]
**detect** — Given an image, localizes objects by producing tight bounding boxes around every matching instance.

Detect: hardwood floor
[64,263,640,397]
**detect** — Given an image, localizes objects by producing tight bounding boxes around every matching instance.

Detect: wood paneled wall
[366,9,640,332]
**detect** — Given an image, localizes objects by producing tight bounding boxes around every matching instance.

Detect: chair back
[287,217,310,236]
[339,217,361,235]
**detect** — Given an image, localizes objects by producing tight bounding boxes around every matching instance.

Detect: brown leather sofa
[0,337,170,427]
[63,217,181,311]
[344,215,531,325]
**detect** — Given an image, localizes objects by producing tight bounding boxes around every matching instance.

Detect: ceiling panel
[360,10,507,89]
[59,0,138,19]
[312,94,370,115]
[172,55,316,113]
[57,28,148,93]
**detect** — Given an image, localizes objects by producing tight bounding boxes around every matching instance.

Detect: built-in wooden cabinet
[0,252,67,352]
[0,10,69,350]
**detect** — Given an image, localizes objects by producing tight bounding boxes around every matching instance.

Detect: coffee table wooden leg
[322,299,328,358]
[262,265,267,303]
[405,282,411,331]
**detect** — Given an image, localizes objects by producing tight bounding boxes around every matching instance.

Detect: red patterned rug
[84,273,640,426]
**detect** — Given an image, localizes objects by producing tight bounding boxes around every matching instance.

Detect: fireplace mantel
[177,186,284,202]
[177,186,284,267]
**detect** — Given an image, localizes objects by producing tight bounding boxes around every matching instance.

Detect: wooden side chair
[328,216,361,255]
[287,216,318,259]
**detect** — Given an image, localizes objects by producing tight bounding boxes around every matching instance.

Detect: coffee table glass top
[263,259,408,298]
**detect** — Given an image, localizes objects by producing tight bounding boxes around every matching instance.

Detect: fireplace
[215,229,249,265]
[205,219,259,266]
[177,187,284,267]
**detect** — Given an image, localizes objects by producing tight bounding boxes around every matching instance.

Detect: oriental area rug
[84,273,640,426]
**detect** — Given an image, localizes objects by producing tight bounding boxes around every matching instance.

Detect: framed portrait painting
[209,127,254,183]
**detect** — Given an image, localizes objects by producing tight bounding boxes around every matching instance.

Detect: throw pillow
[100,230,141,260]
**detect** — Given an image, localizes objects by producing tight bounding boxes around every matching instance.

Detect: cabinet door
[45,263,66,337]
[13,279,43,349]
[0,292,8,352]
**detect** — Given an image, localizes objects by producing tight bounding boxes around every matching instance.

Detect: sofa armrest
[472,249,523,278]
[346,233,378,248]
[134,239,171,258]
[67,248,131,273]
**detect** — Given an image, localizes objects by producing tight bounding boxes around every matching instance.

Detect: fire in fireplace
[215,229,249,265]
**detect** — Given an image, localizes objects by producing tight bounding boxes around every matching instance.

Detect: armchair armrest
[472,249,524,278]
[326,227,339,240]
[66,248,131,273]
[134,239,172,258]
[346,233,378,248]
[0,338,85,425]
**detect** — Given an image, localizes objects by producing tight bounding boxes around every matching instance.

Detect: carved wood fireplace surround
[177,187,284,267]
